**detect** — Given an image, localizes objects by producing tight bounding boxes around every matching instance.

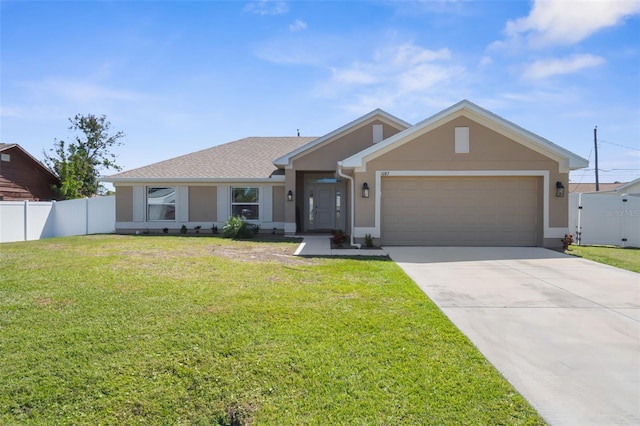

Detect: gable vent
[373,124,383,144]
[455,127,469,153]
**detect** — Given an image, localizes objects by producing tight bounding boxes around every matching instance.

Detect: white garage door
[381,176,540,246]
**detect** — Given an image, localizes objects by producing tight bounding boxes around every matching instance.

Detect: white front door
[306,185,336,231]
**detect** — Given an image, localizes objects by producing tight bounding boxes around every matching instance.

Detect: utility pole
[594,126,599,191]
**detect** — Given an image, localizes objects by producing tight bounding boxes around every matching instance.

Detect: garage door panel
[381,176,540,246]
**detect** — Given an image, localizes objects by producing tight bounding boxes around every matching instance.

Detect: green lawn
[1,235,544,425]
[568,244,640,273]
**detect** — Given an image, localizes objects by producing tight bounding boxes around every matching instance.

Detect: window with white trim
[231,187,259,220]
[147,187,176,221]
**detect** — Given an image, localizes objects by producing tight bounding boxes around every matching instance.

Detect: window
[231,187,259,220]
[147,187,176,221]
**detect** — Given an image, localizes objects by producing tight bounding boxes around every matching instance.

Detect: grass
[568,244,640,273]
[1,235,545,425]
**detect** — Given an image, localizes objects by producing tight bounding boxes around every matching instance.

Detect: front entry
[304,174,345,232]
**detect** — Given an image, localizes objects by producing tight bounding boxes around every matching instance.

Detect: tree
[45,114,124,199]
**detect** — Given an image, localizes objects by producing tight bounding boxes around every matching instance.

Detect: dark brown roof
[105,137,317,181]
[569,182,626,193]
[0,143,18,151]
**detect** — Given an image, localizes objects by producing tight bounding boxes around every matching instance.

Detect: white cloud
[478,56,492,67]
[504,0,640,48]
[318,42,464,114]
[18,78,151,105]
[330,66,377,85]
[289,19,307,32]
[244,1,288,16]
[523,54,606,79]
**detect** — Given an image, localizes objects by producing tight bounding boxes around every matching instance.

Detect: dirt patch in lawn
[207,241,316,266]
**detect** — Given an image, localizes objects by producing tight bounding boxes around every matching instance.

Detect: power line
[599,139,640,152]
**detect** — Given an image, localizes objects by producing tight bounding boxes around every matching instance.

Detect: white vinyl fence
[0,196,115,243]
[569,192,640,247]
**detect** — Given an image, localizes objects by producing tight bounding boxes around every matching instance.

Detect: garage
[381,176,541,246]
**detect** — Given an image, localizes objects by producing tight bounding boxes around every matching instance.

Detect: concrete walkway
[386,247,640,426]
[293,235,388,257]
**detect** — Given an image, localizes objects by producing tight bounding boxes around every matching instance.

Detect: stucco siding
[115,186,133,222]
[272,186,285,222]
[357,117,568,230]
[293,120,402,170]
[189,186,217,222]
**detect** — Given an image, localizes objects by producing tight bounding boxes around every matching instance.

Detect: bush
[331,229,348,246]
[364,233,374,248]
[180,225,187,234]
[222,216,253,239]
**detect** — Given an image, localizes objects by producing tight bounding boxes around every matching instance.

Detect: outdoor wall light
[362,182,370,198]
[555,181,565,197]
[287,190,294,201]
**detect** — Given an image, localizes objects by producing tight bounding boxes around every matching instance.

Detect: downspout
[337,162,361,249]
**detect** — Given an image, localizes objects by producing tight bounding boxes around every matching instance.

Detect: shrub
[364,233,374,248]
[331,229,348,246]
[222,216,253,239]
[211,224,218,234]
[162,227,169,234]
[180,225,187,234]
[194,225,202,234]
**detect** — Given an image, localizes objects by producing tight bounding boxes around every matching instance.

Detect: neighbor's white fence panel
[54,198,88,237]
[0,202,28,243]
[27,202,56,240]
[571,193,640,248]
[0,196,115,243]
[88,196,116,234]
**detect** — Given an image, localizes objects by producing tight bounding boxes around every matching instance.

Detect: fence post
[85,197,90,235]
[23,200,28,241]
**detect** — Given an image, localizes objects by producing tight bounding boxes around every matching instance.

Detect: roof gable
[0,143,60,182]
[611,178,640,195]
[273,109,411,168]
[340,100,589,173]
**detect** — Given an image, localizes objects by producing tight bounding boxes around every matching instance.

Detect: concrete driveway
[386,247,640,426]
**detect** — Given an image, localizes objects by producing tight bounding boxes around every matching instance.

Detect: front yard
[568,244,640,273]
[1,235,544,425]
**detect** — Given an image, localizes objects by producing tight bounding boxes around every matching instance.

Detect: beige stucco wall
[283,119,404,232]
[293,120,403,170]
[188,186,217,222]
[355,116,568,229]
[115,186,133,222]
[272,186,285,222]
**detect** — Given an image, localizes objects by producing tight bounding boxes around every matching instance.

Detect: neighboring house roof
[273,108,411,168]
[103,137,317,183]
[615,178,640,195]
[339,100,589,172]
[0,143,60,182]
[572,178,640,195]
[569,182,626,193]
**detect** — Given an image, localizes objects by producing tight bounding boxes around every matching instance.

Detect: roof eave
[101,176,285,184]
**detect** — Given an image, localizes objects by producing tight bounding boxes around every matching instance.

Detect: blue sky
[2,0,639,184]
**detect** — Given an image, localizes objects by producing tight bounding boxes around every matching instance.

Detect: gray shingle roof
[105,137,317,181]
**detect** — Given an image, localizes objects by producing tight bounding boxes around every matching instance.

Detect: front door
[306,185,336,231]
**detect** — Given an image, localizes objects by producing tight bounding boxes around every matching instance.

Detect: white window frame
[231,187,260,221]
[146,186,176,221]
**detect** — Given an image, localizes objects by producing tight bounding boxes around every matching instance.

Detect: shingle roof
[0,143,18,151]
[569,182,626,193]
[104,137,317,181]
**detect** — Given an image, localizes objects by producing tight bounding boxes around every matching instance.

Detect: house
[571,178,640,197]
[0,143,61,201]
[569,182,626,193]
[103,100,589,248]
